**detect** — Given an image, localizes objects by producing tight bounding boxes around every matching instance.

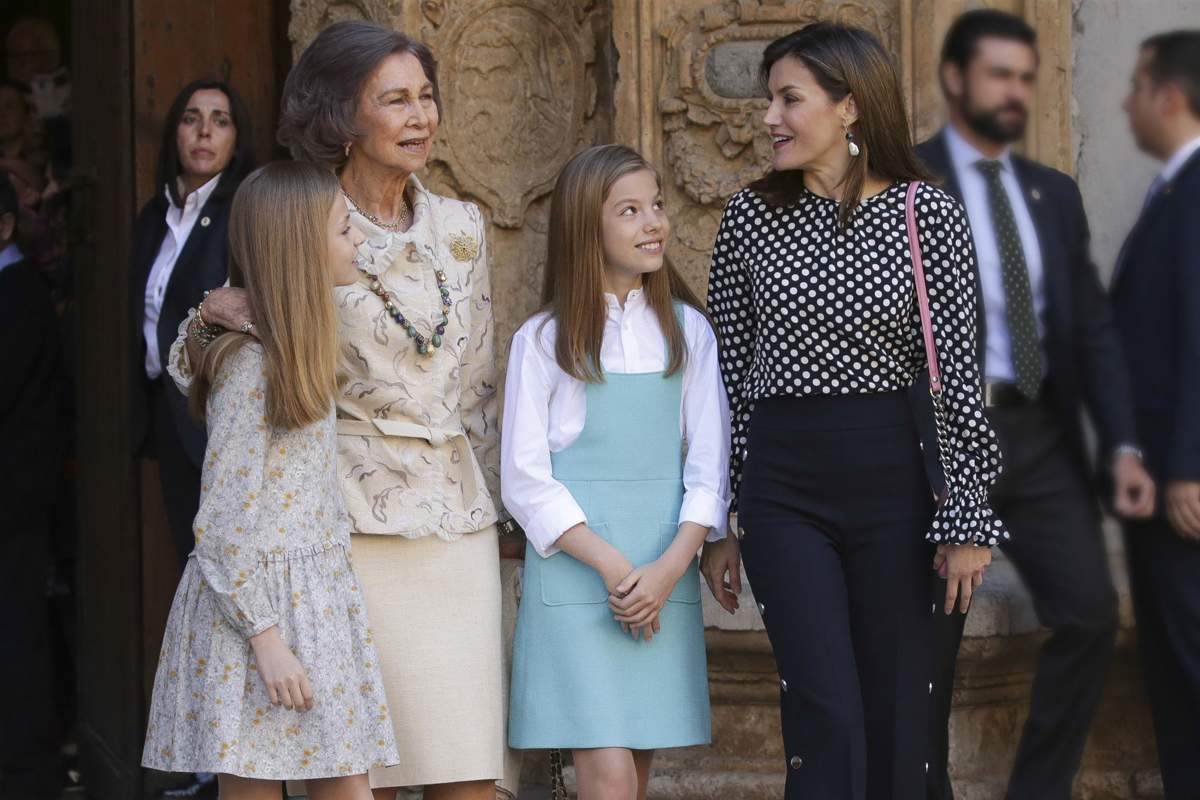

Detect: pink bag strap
[905,181,942,395]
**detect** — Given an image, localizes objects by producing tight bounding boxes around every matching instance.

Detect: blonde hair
[190,161,341,429]
[541,144,707,382]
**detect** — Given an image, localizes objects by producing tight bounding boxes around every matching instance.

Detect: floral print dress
[142,343,399,780]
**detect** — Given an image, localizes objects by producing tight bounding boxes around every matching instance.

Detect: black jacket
[912,128,1137,489]
[1111,147,1200,485]
[0,256,61,509]
[130,188,232,468]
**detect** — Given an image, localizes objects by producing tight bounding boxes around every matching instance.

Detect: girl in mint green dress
[501,144,731,796]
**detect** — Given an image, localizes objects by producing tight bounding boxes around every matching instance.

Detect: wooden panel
[71,1,144,797]
[132,0,285,209]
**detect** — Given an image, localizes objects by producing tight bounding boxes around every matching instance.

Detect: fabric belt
[336,418,478,504]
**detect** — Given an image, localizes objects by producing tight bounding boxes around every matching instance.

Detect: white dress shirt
[1159,134,1200,186]
[501,291,732,558]
[143,173,221,379]
[945,124,1047,383]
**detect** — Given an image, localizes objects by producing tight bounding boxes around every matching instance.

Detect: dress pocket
[658,522,701,604]
[538,523,612,606]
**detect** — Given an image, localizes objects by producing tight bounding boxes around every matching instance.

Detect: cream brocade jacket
[169,175,501,540]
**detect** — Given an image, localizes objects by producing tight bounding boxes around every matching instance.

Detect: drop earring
[344,142,352,158]
[844,125,860,157]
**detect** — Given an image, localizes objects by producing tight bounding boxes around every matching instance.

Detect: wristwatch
[497,517,524,538]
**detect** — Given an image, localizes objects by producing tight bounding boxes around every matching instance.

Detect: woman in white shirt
[130,78,254,568]
[503,144,731,800]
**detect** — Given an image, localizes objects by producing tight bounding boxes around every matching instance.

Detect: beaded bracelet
[189,310,222,350]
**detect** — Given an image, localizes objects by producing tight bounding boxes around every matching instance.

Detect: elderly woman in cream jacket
[169,21,523,800]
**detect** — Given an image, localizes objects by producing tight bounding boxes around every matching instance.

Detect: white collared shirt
[0,243,22,273]
[1159,134,1200,185]
[944,124,1047,382]
[501,291,732,558]
[143,173,221,378]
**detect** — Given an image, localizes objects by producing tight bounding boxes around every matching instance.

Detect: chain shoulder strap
[905,181,953,505]
[550,748,567,800]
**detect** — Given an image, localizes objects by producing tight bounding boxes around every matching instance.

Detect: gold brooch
[448,232,479,262]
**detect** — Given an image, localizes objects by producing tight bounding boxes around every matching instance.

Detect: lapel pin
[200,216,211,227]
[1030,189,1042,202]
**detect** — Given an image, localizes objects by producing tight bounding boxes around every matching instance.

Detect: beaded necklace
[347,181,453,358]
[362,268,451,357]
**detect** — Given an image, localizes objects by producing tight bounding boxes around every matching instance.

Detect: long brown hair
[190,161,341,429]
[541,144,706,383]
[750,22,932,225]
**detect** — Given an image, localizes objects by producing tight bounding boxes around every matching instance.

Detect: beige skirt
[358,526,508,789]
[286,527,508,795]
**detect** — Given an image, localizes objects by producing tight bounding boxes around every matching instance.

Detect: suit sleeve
[1169,185,1200,479]
[1064,178,1139,456]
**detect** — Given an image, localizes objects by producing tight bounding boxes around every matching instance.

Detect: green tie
[977,159,1043,399]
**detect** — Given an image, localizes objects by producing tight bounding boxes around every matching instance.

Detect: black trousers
[928,399,1117,800]
[739,392,939,800]
[148,381,202,569]
[0,506,61,797]
[1123,516,1200,797]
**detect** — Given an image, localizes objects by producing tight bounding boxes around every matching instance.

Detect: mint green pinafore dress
[508,351,712,749]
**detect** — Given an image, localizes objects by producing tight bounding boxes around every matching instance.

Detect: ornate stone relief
[651,1,900,286]
[288,0,404,56]
[412,0,612,362]
[420,0,603,229]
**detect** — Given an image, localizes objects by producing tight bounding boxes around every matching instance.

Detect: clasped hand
[606,558,682,642]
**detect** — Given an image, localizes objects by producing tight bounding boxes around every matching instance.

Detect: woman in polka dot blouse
[698,23,1007,800]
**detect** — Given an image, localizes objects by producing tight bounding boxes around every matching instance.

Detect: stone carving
[656,0,898,284]
[423,0,602,229]
[288,0,404,57]
[413,0,612,366]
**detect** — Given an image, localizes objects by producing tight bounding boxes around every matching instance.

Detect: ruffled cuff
[197,555,279,639]
[925,487,1009,546]
[166,310,197,395]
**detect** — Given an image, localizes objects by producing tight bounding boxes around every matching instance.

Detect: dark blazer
[912,128,1137,488]
[130,187,232,468]
[0,256,61,510]
[1111,147,1200,485]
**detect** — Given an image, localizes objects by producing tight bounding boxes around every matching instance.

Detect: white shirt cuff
[678,488,730,541]
[525,500,588,559]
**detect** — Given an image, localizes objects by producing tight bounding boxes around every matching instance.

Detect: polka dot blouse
[707,181,1007,546]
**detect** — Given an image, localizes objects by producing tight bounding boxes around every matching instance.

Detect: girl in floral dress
[142,161,398,799]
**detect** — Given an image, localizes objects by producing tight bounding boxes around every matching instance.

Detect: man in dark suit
[0,173,63,798]
[1115,30,1200,797]
[915,11,1157,800]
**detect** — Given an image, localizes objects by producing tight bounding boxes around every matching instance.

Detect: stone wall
[286,2,1170,797]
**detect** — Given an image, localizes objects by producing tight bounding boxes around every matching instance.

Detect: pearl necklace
[341,188,411,231]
